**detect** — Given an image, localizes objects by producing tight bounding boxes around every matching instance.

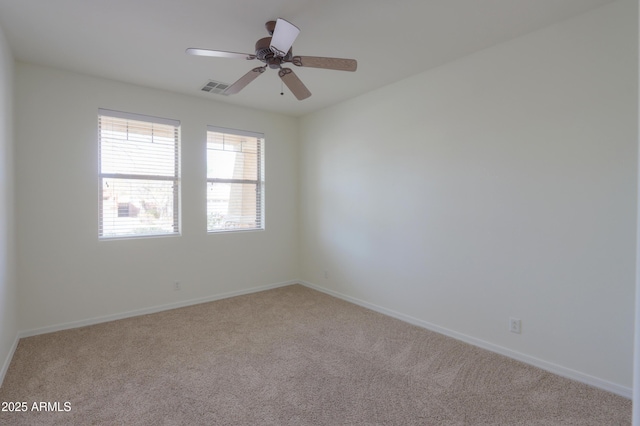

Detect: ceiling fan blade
[290,56,357,72]
[224,66,266,95]
[270,18,300,58]
[278,68,311,100]
[186,48,256,60]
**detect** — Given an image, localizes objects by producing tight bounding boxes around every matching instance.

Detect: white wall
[0,22,16,382]
[300,0,638,394]
[15,64,299,331]
[633,1,640,421]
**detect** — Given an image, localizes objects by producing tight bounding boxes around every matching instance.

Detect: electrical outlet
[173,281,181,291]
[509,317,521,334]
[324,270,329,280]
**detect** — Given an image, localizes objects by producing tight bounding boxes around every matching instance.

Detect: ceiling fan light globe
[270,18,300,58]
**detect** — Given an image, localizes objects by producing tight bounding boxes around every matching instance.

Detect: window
[207,126,264,232]
[99,109,180,238]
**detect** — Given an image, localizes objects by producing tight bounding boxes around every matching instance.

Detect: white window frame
[206,126,264,233]
[98,109,181,239]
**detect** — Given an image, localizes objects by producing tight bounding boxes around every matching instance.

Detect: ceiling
[0,0,616,117]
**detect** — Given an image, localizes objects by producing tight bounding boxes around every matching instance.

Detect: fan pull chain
[280,80,284,96]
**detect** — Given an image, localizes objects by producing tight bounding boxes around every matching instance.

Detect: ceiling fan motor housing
[255,37,292,68]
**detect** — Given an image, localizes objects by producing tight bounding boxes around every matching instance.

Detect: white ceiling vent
[201,80,230,95]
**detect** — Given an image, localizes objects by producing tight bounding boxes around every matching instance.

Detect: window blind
[206,126,264,232]
[99,109,180,238]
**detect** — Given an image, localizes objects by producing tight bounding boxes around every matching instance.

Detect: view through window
[207,126,264,232]
[98,109,180,238]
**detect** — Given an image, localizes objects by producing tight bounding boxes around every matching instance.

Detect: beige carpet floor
[0,284,632,425]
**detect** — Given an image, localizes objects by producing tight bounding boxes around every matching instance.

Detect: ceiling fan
[186,18,357,100]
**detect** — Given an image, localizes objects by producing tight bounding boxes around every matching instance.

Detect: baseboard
[18,280,297,339]
[0,333,20,387]
[299,280,633,399]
